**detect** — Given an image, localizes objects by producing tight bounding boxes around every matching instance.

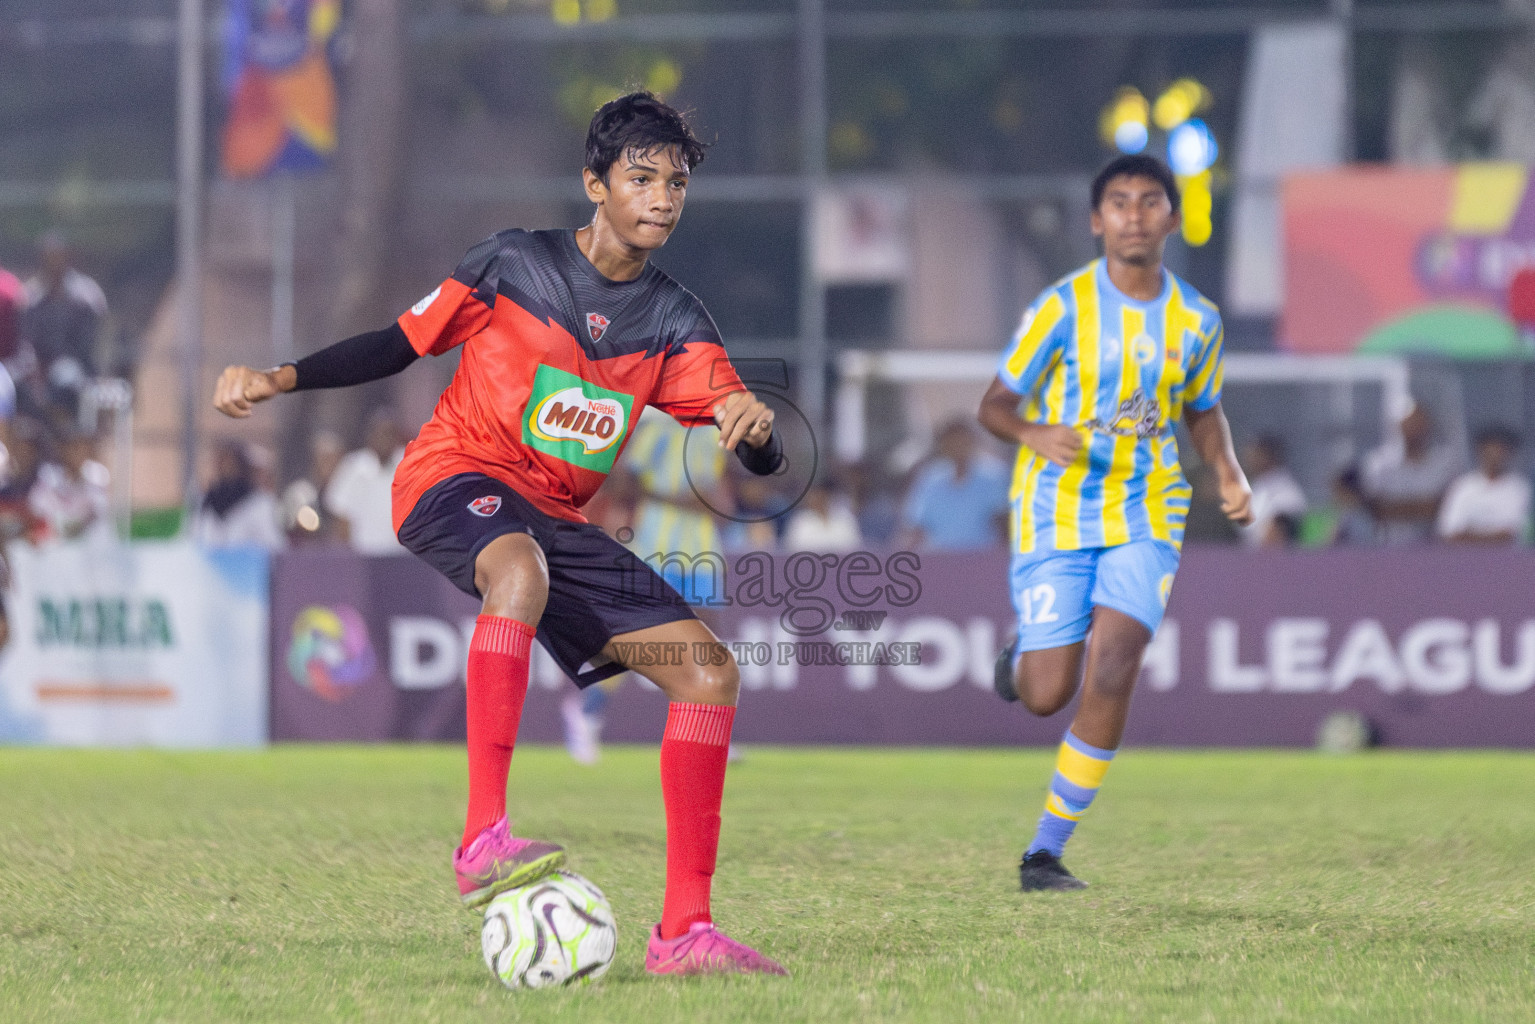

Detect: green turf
[1,746,1532,1023]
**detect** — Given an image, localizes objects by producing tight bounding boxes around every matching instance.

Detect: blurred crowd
[197,410,405,554]
[0,232,127,559]
[198,396,1535,560]
[1191,402,1533,550]
[214,410,1016,557]
[4,230,1524,561]
[1,231,123,436]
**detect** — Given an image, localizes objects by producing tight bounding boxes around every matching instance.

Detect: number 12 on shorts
[1020,583,1059,625]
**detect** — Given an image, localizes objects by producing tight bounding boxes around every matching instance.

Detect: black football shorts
[397,472,695,686]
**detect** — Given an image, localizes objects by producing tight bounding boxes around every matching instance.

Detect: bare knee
[1018,672,1074,717]
[475,533,549,623]
[1014,646,1082,717]
[673,646,740,706]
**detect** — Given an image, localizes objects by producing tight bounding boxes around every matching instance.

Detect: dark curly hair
[584,91,709,182]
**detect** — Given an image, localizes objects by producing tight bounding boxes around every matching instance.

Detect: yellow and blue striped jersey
[997,259,1224,554]
[626,407,723,558]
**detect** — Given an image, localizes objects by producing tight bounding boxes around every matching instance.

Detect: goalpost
[832,349,1415,466]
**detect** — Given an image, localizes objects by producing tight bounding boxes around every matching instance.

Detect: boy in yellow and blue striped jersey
[978,155,1253,892]
[626,406,728,585]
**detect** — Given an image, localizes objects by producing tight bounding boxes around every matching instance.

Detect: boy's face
[938,427,974,465]
[1478,439,1514,477]
[1091,174,1180,267]
[584,145,690,253]
[1244,441,1277,476]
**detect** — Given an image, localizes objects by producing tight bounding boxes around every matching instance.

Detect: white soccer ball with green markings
[481,871,617,989]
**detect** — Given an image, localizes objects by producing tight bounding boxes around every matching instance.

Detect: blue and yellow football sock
[1026,729,1116,857]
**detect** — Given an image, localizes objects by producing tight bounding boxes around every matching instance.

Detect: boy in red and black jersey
[215,93,787,977]
[390,223,742,531]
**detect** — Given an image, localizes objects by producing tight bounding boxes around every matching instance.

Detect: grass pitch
[1,745,1532,1023]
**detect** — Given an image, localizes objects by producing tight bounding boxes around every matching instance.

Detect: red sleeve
[650,339,745,427]
[396,234,501,356]
[396,279,490,356]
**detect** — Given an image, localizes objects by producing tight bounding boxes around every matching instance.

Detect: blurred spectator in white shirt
[0,418,44,545]
[325,410,405,554]
[785,476,862,552]
[196,440,284,550]
[280,429,345,543]
[1240,435,1308,548]
[28,430,112,544]
[1361,404,1463,545]
[1436,424,1530,545]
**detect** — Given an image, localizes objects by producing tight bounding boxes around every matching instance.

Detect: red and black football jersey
[392,228,745,529]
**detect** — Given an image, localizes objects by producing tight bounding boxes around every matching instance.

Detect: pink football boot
[452,816,565,909]
[645,922,789,977]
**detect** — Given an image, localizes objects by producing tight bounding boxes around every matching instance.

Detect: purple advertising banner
[270,547,1535,747]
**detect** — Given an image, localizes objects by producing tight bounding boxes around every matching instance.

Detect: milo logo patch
[522,364,635,473]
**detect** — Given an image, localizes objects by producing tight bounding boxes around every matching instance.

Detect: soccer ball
[481,871,617,989]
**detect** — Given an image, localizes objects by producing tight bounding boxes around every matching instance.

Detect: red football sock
[462,615,535,850]
[659,701,736,940]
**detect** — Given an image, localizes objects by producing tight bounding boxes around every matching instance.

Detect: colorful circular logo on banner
[288,604,376,702]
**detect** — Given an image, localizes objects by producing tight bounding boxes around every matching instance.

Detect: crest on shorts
[586,312,610,342]
[468,495,502,517]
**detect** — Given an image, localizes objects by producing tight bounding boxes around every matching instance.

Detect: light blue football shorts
[1009,540,1181,652]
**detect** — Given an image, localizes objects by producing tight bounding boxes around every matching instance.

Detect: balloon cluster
[1098,78,1219,247]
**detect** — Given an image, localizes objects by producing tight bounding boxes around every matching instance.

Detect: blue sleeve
[1184,306,1224,412]
[997,288,1068,396]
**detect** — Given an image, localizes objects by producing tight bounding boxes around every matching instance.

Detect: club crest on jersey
[586,312,610,342]
[468,495,502,517]
[522,364,636,474]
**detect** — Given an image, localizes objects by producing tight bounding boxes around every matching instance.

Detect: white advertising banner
[0,540,268,747]
[813,184,911,283]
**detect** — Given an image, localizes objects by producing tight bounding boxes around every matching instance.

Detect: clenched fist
[1019,422,1085,468]
[1218,473,1254,526]
[213,364,296,418]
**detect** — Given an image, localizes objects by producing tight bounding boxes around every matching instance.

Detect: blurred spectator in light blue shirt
[844,459,900,545]
[899,419,1010,550]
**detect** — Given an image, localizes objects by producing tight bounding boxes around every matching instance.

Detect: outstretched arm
[1183,401,1253,526]
[213,323,419,418]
